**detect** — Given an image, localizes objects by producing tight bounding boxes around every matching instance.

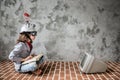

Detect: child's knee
[30,62,38,71]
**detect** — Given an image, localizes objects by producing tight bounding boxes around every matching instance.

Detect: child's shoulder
[15,42,26,47]
[13,42,26,50]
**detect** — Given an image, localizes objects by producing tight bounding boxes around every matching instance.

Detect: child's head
[20,21,37,33]
[27,31,37,41]
[17,21,37,43]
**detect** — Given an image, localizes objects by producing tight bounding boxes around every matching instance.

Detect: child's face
[29,31,37,41]
[30,35,36,41]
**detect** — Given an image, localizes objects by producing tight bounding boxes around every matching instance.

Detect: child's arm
[9,42,24,63]
[9,42,33,63]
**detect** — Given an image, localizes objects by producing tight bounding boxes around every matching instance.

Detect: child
[9,20,44,75]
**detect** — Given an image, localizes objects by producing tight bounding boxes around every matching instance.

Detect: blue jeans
[18,56,45,72]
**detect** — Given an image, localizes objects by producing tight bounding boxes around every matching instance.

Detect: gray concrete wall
[0,0,120,62]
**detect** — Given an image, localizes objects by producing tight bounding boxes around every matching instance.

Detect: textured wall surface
[0,0,120,62]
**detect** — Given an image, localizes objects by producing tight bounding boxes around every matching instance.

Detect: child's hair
[16,33,32,43]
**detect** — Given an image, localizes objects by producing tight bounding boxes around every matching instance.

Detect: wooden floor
[0,61,120,80]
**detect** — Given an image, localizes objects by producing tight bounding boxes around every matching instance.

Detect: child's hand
[30,54,37,57]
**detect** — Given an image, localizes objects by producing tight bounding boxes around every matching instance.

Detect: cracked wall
[0,0,120,62]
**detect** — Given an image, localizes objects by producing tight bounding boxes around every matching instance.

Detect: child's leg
[19,62,38,72]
